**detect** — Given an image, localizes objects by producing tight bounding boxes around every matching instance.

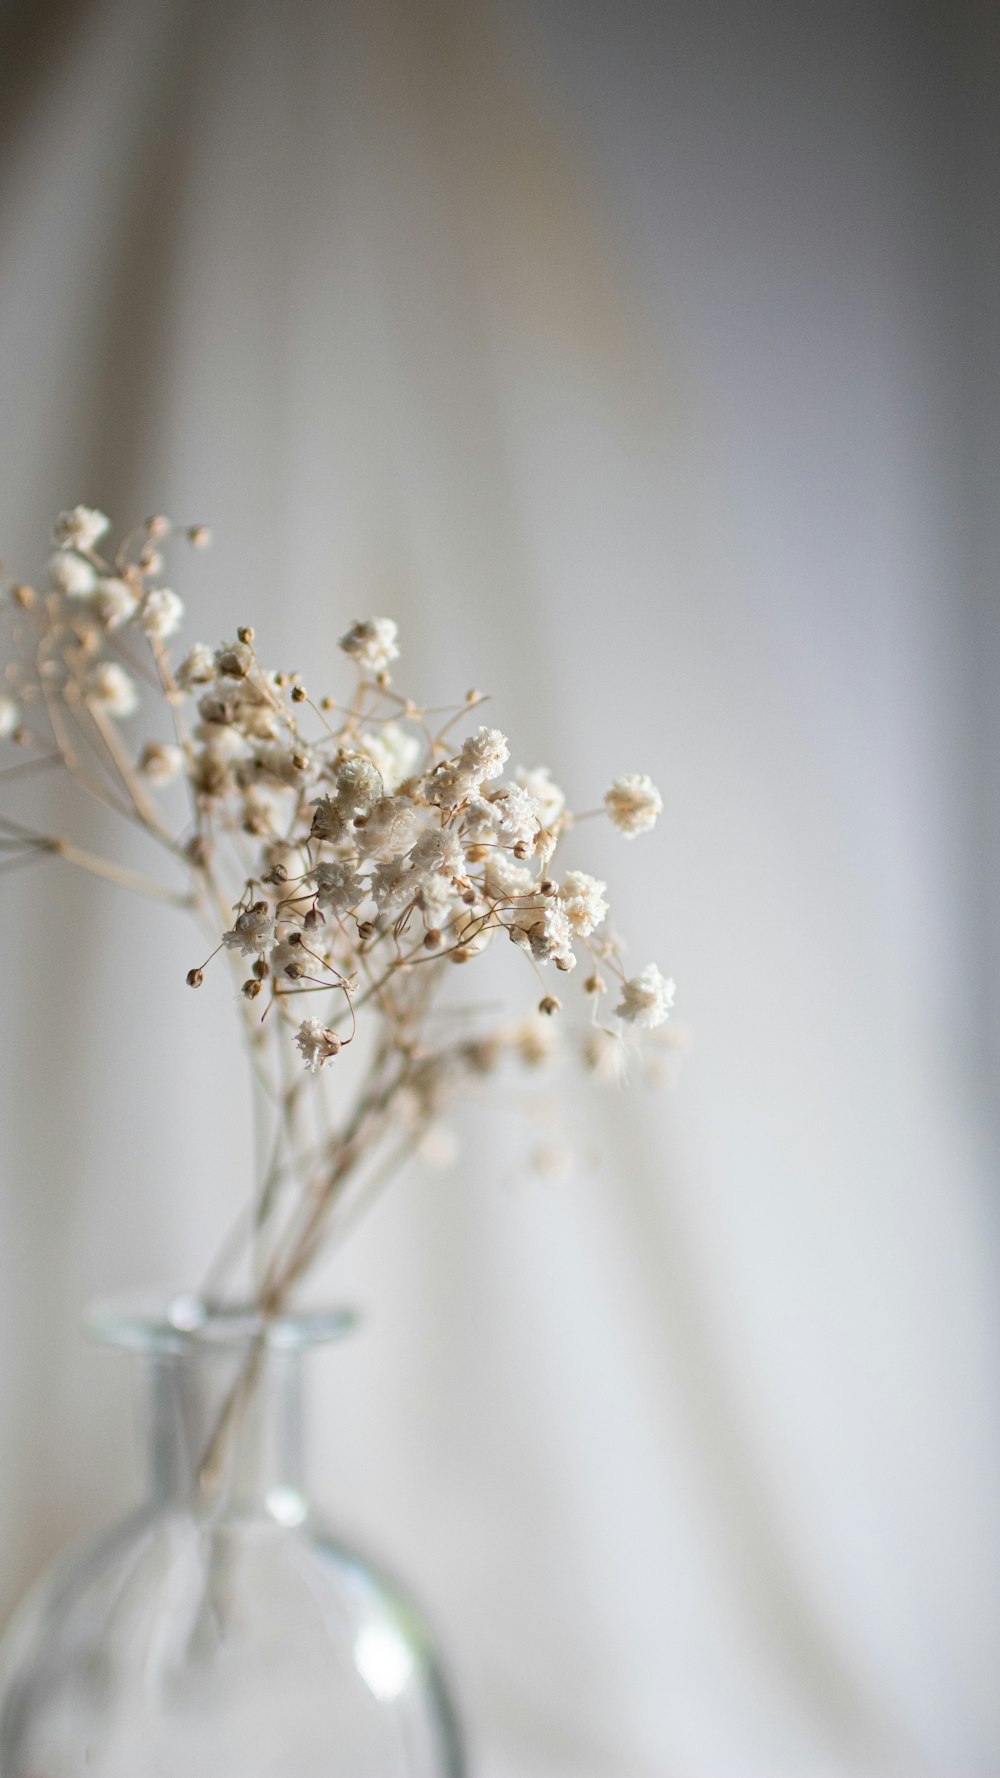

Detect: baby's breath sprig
[1,507,680,1317]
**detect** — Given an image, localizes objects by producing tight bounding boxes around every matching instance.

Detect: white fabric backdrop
[1,1,999,1773]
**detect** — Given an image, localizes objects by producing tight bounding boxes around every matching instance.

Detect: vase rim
[85,1287,359,1355]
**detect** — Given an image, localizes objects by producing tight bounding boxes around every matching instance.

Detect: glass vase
[0,1292,466,1778]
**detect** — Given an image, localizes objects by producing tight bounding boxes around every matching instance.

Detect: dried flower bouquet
[1,506,678,1321]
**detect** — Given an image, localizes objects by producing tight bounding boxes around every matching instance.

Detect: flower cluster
[1,509,679,1311]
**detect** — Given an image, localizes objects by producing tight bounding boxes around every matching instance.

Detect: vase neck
[143,1344,307,1521]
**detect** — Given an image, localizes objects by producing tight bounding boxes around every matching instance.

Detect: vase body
[0,1295,465,1778]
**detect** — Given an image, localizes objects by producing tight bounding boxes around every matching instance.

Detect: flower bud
[538,995,561,1016]
[242,979,262,999]
[186,968,204,988]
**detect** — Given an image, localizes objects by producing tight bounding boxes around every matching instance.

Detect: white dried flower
[222,903,275,958]
[339,617,399,675]
[214,640,254,679]
[48,550,96,596]
[333,755,384,819]
[252,740,313,787]
[484,854,537,902]
[417,873,456,928]
[312,859,365,916]
[177,643,217,691]
[295,1017,341,1072]
[84,661,138,718]
[615,964,675,1028]
[232,684,280,740]
[310,796,345,843]
[461,726,509,783]
[515,764,565,827]
[425,760,479,809]
[370,857,417,917]
[140,587,184,640]
[361,795,421,861]
[90,577,138,629]
[138,741,183,785]
[52,506,109,551]
[3,507,684,1310]
[191,738,237,797]
[270,936,306,981]
[484,783,542,848]
[605,773,662,837]
[525,901,575,969]
[358,723,421,793]
[558,870,608,937]
[410,827,465,877]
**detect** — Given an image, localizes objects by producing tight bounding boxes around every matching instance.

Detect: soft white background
[1,1,999,1773]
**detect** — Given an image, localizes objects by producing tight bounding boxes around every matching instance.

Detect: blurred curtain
[1,1,999,1773]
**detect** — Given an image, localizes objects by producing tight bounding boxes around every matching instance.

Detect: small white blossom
[84,661,138,718]
[558,870,608,937]
[138,741,183,785]
[214,640,254,679]
[333,755,384,819]
[483,783,542,848]
[295,1017,341,1073]
[521,901,575,969]
[222,903,275,957]
[310,795,345,842]
[605,773,662,837]
[461,726,509,784]
[417,873,456,927]
[0,695,19,738]
[252,740,314,787]
[91,577,138,629]
[515,764,565,827]
[615,964,675,1029]
[339,617,399,675]
[425,725,510,809]
[410,827,465,877]
[370,857,417,917]
[48,550,96,596]
[140,587,184,640]
[177,643,217,691]
[484,854,537,902]
[52,506,109,551]
[426,760,480,809]
[312,859,365,916]
[358,723,421,793]
[271,936,307,980]
[360,795,420,862]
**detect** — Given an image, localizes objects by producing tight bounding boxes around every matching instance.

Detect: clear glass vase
[0,1293,466,1778]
